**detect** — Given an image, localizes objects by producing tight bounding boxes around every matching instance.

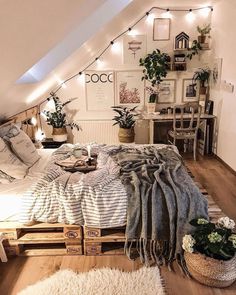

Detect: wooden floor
[0,155,236,295]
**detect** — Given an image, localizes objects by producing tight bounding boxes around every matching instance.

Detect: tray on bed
[55,156,97,173]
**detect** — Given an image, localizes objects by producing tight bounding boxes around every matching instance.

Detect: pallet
[0,222,83,256]
[83,226,127,256]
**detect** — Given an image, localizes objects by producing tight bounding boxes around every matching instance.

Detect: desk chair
[168,103,202,160]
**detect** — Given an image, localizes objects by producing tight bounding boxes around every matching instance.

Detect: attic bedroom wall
[211,0,236,171]
[41,5,212,144]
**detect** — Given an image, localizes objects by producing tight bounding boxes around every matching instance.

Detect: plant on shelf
[139,49,170,111]
[197,23,211,43]
[43,93,81,142]
[183,216,236,288]
[111,106,138,143]
[186,40,202,60]
[192,67,211,95]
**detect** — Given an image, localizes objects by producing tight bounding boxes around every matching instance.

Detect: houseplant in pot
[192,67,211,95]
[43,93,81,142]
[145,86,158,113]
[197,24,211,44]
[139,49,170,110]
[183,216,236,288]
[111,106,138,143]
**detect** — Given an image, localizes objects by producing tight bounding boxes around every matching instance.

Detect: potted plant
[43,93,81,142]
[145,86,158,113]
[197,24,211,44]
[182,216,236,288]
[139,49,170,109]
[111,106,138,143]
[192,67,211,95]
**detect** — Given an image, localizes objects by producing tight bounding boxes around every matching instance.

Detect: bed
[0,123,208,267]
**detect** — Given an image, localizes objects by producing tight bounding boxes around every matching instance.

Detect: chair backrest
[172,103,202,132]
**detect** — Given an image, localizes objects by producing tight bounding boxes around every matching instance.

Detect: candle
[87,145,91,158]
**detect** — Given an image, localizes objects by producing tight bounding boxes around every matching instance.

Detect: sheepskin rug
[18,267,165,295]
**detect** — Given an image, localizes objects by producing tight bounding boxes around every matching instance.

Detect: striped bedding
[20,144,128,228]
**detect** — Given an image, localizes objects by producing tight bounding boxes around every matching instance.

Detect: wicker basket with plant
[183,216,236,288]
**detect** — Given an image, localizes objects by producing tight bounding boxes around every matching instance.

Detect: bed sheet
[0,149,55,221]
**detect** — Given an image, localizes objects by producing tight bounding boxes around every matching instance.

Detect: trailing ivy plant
[111,106,138,129]
[43,93,81,131]
[139,49,170,87]
[186,40,202,60]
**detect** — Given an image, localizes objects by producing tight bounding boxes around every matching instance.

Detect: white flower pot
[147,103,156,113]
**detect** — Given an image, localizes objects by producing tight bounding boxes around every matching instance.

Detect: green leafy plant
[111,106,138,129]
[43,93,81,130]
[186,40,202,60]
[197,24,211,36]
[182,217,236,260]
[139,49,170,87]
[192,67,211,87]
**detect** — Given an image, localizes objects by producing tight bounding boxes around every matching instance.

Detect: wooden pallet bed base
[0,222,83,257]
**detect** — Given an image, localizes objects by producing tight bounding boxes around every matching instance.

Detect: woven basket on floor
[184,252,236,288]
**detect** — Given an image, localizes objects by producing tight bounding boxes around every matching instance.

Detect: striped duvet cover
[20,144,128,228]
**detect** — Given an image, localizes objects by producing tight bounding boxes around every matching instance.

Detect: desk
[143,113,216,155]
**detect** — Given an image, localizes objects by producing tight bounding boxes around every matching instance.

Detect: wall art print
[211,58,222,89]
[158,79,176,103]
[182,79,199,102]
[85,71,114,111]
[123,35,146,65]
[116,71,145,106]
[153,18,171,41]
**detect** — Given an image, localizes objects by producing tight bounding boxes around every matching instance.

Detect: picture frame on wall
[153,18,171,41]
[211,58,223,89]
[123,35,146,65]
[182,79,199,102]
[158,79,176,103]
[85,71,114,111]
[115,71,145,106]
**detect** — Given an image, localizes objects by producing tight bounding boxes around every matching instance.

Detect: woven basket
[184,252,236,288]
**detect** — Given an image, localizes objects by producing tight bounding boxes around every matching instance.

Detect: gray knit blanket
[109,145,208,269]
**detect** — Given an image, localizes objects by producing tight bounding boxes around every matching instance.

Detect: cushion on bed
[3,125,40,166]
[0,138,28,179]
[0,169,15,184]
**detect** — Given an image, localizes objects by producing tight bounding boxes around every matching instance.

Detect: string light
[13,4,213,110]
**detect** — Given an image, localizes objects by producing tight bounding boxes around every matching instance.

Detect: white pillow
[4,125,40,167]
[0,138,28,179]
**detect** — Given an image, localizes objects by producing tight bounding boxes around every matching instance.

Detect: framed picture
[182,79,199,102]
[158,79,176,103]
[115,71,145,106]
[123,35,146,65]
[211,58,222,89]
[85,71,114,111]
[153,18,170,41]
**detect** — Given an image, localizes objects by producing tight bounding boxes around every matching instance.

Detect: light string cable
[38,4,213,106]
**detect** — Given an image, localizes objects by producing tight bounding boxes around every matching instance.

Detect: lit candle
[87,145,91,159]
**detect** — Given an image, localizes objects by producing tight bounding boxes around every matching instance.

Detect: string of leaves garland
[43,93,81,142]
[111,106,138,143]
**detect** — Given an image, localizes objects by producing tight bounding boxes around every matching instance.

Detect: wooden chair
[168,103,202,160]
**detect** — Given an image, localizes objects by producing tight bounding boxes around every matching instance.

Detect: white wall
[211,0,236,171]
[42,6,212,143]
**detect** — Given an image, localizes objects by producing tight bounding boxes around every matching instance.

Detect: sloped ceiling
[0,0,221,118]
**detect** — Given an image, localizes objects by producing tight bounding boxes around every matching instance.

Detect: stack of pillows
[0,123,40,184]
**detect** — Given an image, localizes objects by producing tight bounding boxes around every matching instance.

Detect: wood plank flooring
[0,155,236,295]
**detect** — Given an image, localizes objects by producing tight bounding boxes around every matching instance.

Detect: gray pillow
[0,138,28,179]
[4,125,40,167]
[0,170,15,184]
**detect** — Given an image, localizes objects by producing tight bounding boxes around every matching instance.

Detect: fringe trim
[125,238,189,275]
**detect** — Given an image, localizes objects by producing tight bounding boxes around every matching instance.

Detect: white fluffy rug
[18,267,165,295]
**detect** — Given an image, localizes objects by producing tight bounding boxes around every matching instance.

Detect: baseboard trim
[214,154,236,176]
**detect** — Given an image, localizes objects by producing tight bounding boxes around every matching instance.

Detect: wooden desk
[142,113,216,155]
